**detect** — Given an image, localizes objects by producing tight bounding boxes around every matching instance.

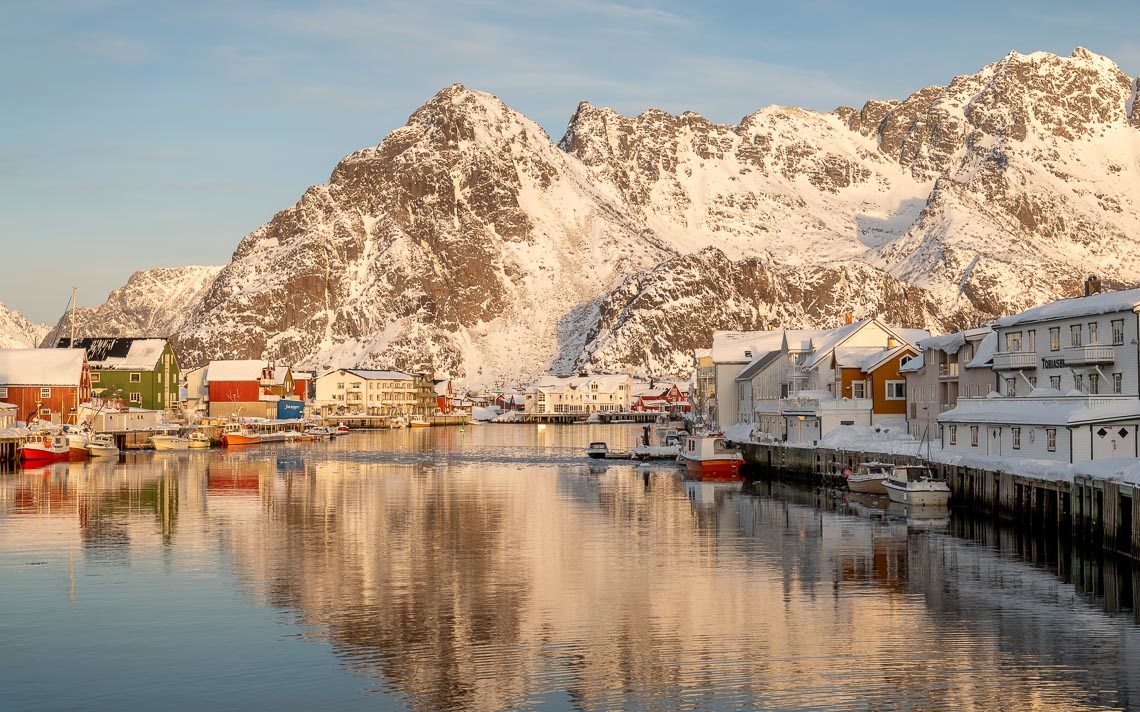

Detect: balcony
[938,363,959,379]
[992,351,1038,370]
[1060,345,1115,366]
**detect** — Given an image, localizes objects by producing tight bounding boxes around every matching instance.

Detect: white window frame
[1113,372,1123,395]
[1005,331,1022,352]
[1112,319,1125,345]
[851,381,866,399]
[1012,427,1021,450]
[129,372,141,383]
[1071,324,1082,347]
[970,425,979,447]
[0,386,7,398]
[885,381,905,400]
[949,425,957,446]
[1049,327,1060,351]
[1050,375,1061,390]
[1046,428,1056,452]
[90,372,100,383]
[40,387,51,399]
[1088,321,1099,345]
[129,392,141,404]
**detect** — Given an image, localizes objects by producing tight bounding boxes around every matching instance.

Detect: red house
[292,371,312,401]
[0,348,91,424]
[434,379,454,414]
[206,360,294,418]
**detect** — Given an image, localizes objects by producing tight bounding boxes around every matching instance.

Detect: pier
[741,442,1140,562]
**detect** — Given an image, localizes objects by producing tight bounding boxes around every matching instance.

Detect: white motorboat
[304,425,335,439]
[151,434,191,451]
[845,462,893,495]
[87,434,120,458]
[882,465,950,506]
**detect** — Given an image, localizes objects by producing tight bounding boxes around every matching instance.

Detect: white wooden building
[524,374,632,415]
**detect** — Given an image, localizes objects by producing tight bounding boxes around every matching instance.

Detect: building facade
[901,327,997,440]
[314,369,435,416]
[58,337,179,415]
[0,348,91,424]
[524,374,632,415]
[206,360,298,419]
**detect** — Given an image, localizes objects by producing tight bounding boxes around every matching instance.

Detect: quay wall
[742,442,1137,562]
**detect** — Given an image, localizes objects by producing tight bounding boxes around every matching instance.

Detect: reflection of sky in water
[2,424,1139,711]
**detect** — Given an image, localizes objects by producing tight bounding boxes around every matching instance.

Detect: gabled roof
[271,366,293,385]
[0,349,85,386]
[965,331,998,369]
[898,352,925,374]
[710,330,785,363]
[804,319,928,370]
[58,337,169,371]
[995,287,1140,328]
[736,349,784,381]
[207,360,268,382]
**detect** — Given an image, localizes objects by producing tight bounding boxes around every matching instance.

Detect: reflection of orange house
[0,349,91,424]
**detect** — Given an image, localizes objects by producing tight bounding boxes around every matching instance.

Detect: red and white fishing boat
[20,432,70,464]
[678,433,744,482]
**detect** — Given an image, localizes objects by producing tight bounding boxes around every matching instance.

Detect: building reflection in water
[3,437,1140,710]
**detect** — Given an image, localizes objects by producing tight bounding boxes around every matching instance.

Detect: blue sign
[277,399,304,420]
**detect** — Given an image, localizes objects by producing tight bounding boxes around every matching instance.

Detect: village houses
[314,369,436,417]
[57,337,180,417]
[524,374,632,415]
[936,284,1140,465]
[0,348,91,425]
[204,360,302,419]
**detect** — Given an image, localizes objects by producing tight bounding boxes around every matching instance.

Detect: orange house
[0,349,91,424]
[831,345,917,422]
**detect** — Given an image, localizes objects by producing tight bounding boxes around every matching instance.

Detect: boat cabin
[888,465,937,482]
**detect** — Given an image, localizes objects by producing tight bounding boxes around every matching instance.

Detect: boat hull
[847,476,888,495]
[87,445,120,458]
[222,433,260,447]
[152,438,190,451]
[883,481,950,506]
[680,456,743,482]
[20,444,69,463]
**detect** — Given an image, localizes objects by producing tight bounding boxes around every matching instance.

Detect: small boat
[151,434,191,451]
[587,442,609,459]
[188,432,211,449]
[87,434,120,458]
[845,462,893,494]
[20,433,70,463]
[335,422,351,433]
[65,430,91,461]
[221,429,260,447]
[677,433,744,482]
[304,425,335,439]
[882,466,950,506]
[408,416,430,428]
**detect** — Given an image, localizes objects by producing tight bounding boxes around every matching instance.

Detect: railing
[1061,345,1115,365]
[938,363,959,378]
[992,351,1038,370]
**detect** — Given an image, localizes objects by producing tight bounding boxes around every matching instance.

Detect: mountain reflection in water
[2,425,1140,711]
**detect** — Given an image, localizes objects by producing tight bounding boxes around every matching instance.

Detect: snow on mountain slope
[41,266,223,344]
[0,302,49,349]
[60,48,1140,385]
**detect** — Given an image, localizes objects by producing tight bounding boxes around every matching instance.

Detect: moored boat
[188,432,211,449]
[86,434,120,458]
[882,466,950,506]
[20,433,70,463]
[408,416,429,428]
[677,434,744,482]
[152,434,191,451]
[845,462,893,495]
[335,422,351,433]
[65,430,91,461]
[304,425,335,439]
[221,428,260,447]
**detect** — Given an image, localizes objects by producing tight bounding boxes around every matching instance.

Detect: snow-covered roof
[783,329,833,352]
[271,366,292,385]
[995,287,1140,328]
[531,373,629,393]
[434,380,451,396]
[736,349,784,381]
[856,345,914,373]
[292,371,312,381]
[61,337,169,371]
[0,348,85,386]
[802,321,867,369]
[207,360,268,382]
[710,330,785,363]
[898,352,925,374]
[939,396,1140,427]
[965,331,998,369]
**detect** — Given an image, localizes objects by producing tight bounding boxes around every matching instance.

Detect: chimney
[1084,275,1101,296]
[887,336,899,349]
[844,312,853,326]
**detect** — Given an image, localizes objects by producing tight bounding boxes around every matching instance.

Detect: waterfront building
[524,374,632,415]
[691,349,715,426]
[939,284,1140,463]
[314,369,434,417]
[57,337,180,416]
[434,379,455,414]
[0,348,91,424]
[631,382,691,414]
[729,319,928,444]
[292,371,313,401]
[0,402,16,429]
[205,360,300,419]
[900,327,997,440]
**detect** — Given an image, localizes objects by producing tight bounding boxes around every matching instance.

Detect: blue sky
[2,0,1138,322]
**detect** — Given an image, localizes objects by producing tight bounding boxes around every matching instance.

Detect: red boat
[678,434,744,482]
[20,433,71,464]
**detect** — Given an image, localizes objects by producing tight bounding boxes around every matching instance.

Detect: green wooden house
[57,337,180,414]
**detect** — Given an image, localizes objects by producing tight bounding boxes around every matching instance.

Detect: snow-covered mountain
[41,266,223,346]
[70,48,1140,384]
[0,302,49,349]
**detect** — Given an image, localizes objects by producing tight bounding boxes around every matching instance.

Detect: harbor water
[2,424,1139,710]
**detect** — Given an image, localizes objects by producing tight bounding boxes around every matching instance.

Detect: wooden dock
[0,435,18,470]
[741,442,1140,562]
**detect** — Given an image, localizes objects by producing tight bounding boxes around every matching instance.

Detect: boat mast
[69,287,77,344]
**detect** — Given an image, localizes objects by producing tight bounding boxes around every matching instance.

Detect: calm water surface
[3,424,1140,710]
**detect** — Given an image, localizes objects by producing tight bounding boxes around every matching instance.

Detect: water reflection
[2,427,1140,710]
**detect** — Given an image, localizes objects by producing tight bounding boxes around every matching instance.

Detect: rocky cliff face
[65,48,1140,385]
[0,302,49,349]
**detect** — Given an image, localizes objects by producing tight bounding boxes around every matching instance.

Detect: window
[1049,327,1060,351]
[337,382,344,389]
[1050,375,1061,390]
[851,381,865,398]
[129,392,141,403]
[1071,324,1082,347]
[40,387,51,399]
[1027,330,1036,351]
[1088,322,1099,344]
[1089,373,1099,395]
[1005,331,1022,351]
[949,425,957,445]
[1012,427,1021,450]
[1005,377,1016,397]
[1074,374,1084,392]
[1028,376,1037,388]
[961,344,974,362]
[1046,428,1056,452]
[0,387,7,398]
[970,426,979,447]
[1113,372,1123,394]
[129,372,141,383]
[91,372,100,383]
[1112,319,1125,345]
[885,381,905,400]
